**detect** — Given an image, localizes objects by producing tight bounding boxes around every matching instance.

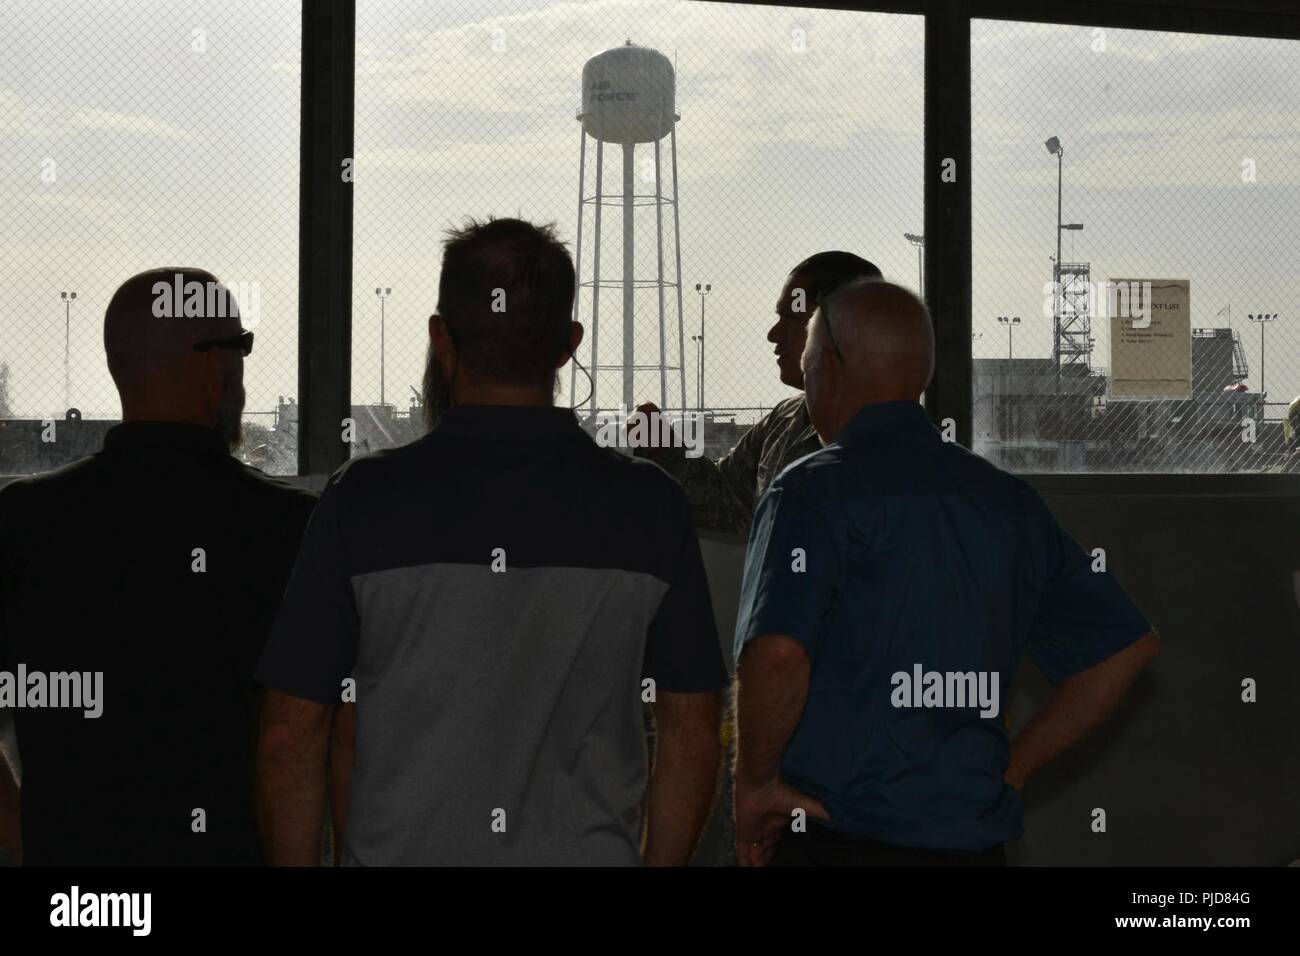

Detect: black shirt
[0,422,315,865]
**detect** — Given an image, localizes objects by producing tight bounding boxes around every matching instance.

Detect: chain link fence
[10,5,1292,478]
[973,19,1300,473]
[0,0,302,475]
[351,0,923,456]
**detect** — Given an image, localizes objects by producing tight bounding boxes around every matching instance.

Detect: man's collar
[103,421,231,458]
[834,400,933,443]
[434,404,584,441]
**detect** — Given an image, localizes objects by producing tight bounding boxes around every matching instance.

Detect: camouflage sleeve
[641,414,770,535]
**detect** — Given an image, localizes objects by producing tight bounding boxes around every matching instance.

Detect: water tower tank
[580,42,676,144]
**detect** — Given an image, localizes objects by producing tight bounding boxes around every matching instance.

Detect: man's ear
[429,314,455,358]
[558,321,585,367]
[199,349,228,417]
[820,346,841,396]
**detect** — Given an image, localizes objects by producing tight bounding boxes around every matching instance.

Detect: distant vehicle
[1223,383,1249,392]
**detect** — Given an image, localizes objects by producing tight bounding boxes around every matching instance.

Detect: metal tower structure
[1058,260,1092,372]
[569,40,688,417]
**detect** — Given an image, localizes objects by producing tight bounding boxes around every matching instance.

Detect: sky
[3,0,1300,470]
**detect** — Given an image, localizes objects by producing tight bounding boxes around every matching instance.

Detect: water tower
[569,40,688,416]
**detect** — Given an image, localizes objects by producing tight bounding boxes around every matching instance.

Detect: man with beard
[257,218,727,866]
[0,268,314,865]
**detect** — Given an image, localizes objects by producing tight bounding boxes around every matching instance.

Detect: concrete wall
[699,487,1300,866]
[4,484,1293,866]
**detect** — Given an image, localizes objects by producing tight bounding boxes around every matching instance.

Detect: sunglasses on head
[193,329,254,357]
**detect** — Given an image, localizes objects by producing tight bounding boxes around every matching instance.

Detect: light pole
[904,232,924,298]
[997,315,1020,440]
[693,283,711,412]
[997,315,1021,360]
[1045,136,1064,392]
[60,290,77,412]
[1248,312,1277,397]
[375,287,391,407]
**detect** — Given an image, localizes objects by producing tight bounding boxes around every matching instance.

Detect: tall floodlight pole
[375,287,391,407]
[694,283,711,411]
[1248,312,1277,397]
[60,290,77,412]
[998,314,1021,360]
[904,233,925,297]
[997,315,1020,440]
[1045,137,1064,394]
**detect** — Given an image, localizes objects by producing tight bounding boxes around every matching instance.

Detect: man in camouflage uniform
[1276,396,1300,473]
[633,251,882,535]
[630,251,882,866]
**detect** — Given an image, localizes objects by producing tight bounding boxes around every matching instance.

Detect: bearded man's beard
[421,341,452,433]
[216,371,245,451]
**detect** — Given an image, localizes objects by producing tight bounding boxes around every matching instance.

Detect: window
[972,20,1300,474]
[352,0,922,458]
[0,0,302,475]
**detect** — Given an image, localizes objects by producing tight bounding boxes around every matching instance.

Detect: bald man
[0,268,314,865]
[732,279,1159,866]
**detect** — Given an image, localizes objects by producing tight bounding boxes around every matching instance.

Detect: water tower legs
[569,127,586,408]
[622,143,635,412]
[655,138,667,410]
[671,126,687,415]
[571,123,688,419]
[590,137,604,417]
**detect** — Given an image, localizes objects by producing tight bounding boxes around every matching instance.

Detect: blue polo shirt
[734,400,1151,850]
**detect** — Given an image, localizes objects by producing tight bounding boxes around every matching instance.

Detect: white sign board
[1108,278,1191,399]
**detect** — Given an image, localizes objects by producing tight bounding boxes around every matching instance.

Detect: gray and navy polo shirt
[256,404,727,866]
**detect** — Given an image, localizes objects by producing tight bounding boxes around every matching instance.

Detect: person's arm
[0,748,20,864]
[257,690,334,866]
[1006,630,1160,790]
[253,476,360,864]
[730,476,841,865]
[1015,486,1160,790]
[644,690,722,866]
[639,482,730,864]
[0,489,20,863]
[733,635,828,866]
[328,702,355,863]
[631,401,770,534]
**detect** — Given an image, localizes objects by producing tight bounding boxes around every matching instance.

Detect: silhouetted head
[104,268,247,449]
[802,278,934,443]
[768,251,882,389]
[423,217,582,429]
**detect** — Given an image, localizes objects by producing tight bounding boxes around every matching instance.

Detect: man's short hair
[436,217,576,387]
[789,250,883,304]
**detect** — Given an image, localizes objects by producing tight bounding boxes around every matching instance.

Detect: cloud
[0,87,52,135]
[353,0,924,181]
[72,109,196,141]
